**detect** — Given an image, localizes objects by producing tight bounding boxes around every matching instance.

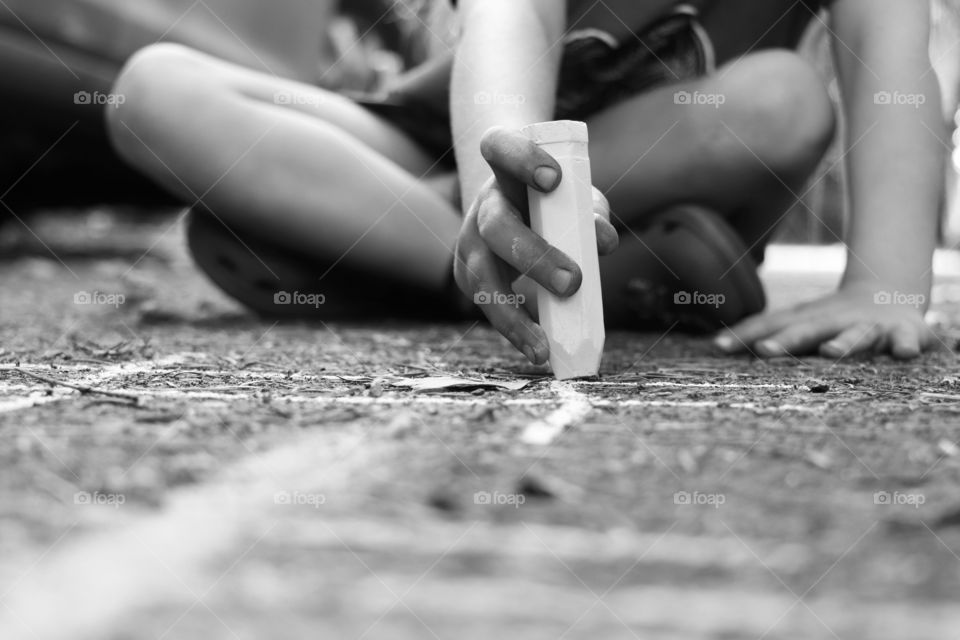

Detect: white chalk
[522,120,604,380]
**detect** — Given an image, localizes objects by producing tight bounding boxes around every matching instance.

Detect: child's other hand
[713,282,935,360]
[453,126,619,365]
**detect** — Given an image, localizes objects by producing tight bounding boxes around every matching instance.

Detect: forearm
[451,0,565,212]
[840,70,944,293]
[832,0,946,295]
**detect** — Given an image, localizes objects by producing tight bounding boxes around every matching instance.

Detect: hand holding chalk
[451,126,617,372]
[522,121,605,379]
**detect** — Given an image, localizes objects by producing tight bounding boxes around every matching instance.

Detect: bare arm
[450,0,619,364]
[831,0,945,296]
[452,0,566,210]
[717,0,944,359]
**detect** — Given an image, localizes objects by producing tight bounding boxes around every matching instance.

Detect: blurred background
[0,0,958,245]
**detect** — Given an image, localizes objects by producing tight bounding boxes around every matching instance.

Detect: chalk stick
[522,120,605,380]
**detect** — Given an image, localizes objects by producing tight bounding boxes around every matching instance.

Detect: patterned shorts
[357,4,715,164]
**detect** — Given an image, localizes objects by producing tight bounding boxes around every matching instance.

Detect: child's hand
[714,282,935,360]
[453,126,619,365]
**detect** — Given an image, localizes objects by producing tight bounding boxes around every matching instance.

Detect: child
[107,0,943,363]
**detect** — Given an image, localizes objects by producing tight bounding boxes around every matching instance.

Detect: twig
[921,392,960,402]
[14,369,142,404]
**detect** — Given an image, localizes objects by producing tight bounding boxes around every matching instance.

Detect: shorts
[354,4,715,164]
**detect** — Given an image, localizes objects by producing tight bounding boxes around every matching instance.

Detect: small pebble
[368,378,386,397]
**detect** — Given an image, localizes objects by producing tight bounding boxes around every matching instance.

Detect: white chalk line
[0,385,819,414]
[0,358,799,390]
[577,380,796,390]
[521,382,598,444]
[0,356,820,418]
[0,356,191,414]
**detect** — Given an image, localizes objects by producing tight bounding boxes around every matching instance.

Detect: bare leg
[108,43,461,291]
[136,0,336,82]
[585,50,836,328]
[588,49,836,255]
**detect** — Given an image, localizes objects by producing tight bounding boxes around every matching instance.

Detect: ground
[0,208,959,640]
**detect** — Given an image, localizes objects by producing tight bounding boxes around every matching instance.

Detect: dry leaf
[391,376,530,393]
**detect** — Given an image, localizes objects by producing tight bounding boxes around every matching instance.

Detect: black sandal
[185,209,466,320]
[600,205,766,332]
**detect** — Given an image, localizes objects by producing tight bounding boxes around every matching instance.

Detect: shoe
[600,205,766,332]
[185,208,462,320]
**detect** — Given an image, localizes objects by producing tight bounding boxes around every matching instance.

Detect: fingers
[480,126,561,207]
[819,323,882,359]
[593,190,618,255]
[477,275,550,365]
[713,292,934,360]
[596,214,619,255]
[593,189,611,223]
[889,323,923,360]
[480,128,615,258]
[755,320,844,357]
[454,203,550,365]
[714,311,795,353]
[476,188,582,297]
[455,239,549,364]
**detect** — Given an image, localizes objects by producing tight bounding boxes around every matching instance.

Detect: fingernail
[551,269,574,295]
[534,167,559,191]
[714,335,734,351]
[533,339,549,364]
[522,345,537,364]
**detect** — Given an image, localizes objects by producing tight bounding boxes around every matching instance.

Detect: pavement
[0,208,958,639]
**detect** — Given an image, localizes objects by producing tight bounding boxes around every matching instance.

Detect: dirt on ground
[0,208,958,639]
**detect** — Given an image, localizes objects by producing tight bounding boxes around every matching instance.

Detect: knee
[106,43,215,165]
[715,50,836,176]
